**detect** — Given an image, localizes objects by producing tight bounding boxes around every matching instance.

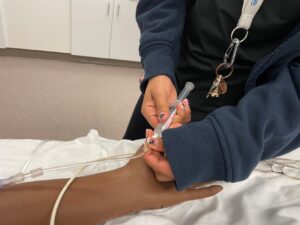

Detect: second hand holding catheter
[0,82,195,188]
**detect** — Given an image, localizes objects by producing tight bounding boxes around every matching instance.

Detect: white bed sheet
[1,129,300,225]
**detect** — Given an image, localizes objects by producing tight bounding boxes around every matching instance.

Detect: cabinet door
[0,3,5,48]
[109,0,140,62]
[71,0,114,58]
[1,0,70,52]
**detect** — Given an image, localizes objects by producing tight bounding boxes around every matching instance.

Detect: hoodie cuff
[140,44,178,93]
[162,117,228,190]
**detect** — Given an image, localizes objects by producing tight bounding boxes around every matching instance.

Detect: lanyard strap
[224,0,266,69]
[207,0,265,98]
[238,0,265,30]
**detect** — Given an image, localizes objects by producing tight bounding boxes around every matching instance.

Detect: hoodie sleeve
[136,0,187,92]
[163,58,300,190]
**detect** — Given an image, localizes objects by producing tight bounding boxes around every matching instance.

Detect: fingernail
[212,185,224,192]
[159,112,165,119]
[147,137,157,145]
[146,137,152,144]
[184,99,190,105]
[180,102,185,109]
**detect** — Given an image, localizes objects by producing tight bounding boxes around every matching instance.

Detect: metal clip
[223,38,240,67]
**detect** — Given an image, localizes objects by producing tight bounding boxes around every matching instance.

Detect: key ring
[215,63,234,79]
[231,26,249,43]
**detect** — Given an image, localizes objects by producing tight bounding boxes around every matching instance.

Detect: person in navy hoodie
[123,0,300,191]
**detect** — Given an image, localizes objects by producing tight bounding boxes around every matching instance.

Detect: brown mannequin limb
[0,146,222,225]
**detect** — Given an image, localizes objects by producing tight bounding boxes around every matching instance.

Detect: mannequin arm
[0,147,222,225]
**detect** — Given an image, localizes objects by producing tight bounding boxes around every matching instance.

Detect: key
[206,75,227,98]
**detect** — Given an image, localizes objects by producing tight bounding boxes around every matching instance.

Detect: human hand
[142,75,177,128]
[144,99,191,182]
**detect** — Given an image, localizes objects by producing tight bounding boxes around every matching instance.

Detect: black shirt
[176,0,300,121]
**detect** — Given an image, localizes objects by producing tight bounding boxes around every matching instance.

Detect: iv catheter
[152,82,195,139]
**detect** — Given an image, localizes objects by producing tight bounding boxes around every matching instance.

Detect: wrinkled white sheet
[0,130,300,225]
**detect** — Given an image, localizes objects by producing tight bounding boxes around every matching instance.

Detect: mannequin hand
[144,99,191,182]
[124,146,223,211]
[142,75,177,128]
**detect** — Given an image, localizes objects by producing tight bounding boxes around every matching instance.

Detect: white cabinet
[0,2,5,48]
[71,0,114,58]
[71,0,140,62]
[110,0,140,61]
[1,0,70,52]
[1,0,140,61]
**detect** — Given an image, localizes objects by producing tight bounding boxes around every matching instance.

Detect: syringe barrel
[177,82,195,102]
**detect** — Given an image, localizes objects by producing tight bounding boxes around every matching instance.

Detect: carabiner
[223,38,240,67]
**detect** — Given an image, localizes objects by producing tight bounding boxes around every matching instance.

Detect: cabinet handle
[116,4,120,17]
[107,3,111,15]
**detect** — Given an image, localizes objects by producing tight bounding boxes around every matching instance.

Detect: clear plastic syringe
[152,82,195,139]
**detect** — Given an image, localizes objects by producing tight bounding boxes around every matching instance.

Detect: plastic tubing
[21,139,50,173]
[0,151,144,188]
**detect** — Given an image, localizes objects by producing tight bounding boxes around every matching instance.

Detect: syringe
[152,82,195,139]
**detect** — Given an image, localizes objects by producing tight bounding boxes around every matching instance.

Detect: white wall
[1,0,70,53]
[0,0,6,48]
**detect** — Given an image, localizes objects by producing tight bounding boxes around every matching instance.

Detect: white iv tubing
[21,139,50,173]
[0,149,144,188]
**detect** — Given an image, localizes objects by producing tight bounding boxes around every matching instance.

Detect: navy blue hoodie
[137,0,300,190]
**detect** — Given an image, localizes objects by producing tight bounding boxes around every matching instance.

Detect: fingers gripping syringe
[152,82,195,139]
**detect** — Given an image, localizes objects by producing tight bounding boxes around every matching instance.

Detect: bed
[1,129,300,225]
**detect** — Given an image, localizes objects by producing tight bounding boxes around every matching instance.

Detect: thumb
[181,185,223,201]
[151,89,170,122]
